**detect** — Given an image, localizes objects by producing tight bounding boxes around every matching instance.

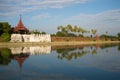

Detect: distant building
[13,15,29,34]
[11,15,51,42]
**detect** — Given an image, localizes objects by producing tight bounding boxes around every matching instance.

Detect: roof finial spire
[20,14,22,20]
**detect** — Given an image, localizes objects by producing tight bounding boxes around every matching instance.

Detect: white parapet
[10,34,23,42]
[22,34,30,42]
[29,34,51,42]
[10,34,51,42]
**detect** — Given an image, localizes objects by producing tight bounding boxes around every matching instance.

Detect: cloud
[28,9,120,34]
[64,9,120,34]
[31,13,51,20]
[66,9,120,23]
[0,0,91,17]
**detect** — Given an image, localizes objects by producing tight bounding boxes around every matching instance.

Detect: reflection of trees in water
[118,43,120,51]
[99,43,119,49]
[91,49,97,55]
[56,43,120,61]
[0,48,29,67]
[56,48,89,61]
[0,43,119,65]
[92,43,120,54]
[0,48,29,72]
[91,44,98,55]
[0,46,51,66]
[0,48,12,65]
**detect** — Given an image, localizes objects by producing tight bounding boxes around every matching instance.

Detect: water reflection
[0,48,12,65]
[0,43,119,65]
[10,46,51,55]
[56,47,89,60]
[99,43,119,49]
[54,43,120,61]
[0,43,120,80]
[0,46,51,71]
[118,43,120,50]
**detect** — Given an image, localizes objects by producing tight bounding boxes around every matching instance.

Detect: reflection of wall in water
[10,46,51,55]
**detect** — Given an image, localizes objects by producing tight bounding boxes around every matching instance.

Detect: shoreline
[0,41,120,47]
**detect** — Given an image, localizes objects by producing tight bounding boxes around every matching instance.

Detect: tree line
[51,24,120,41]
[54,24,98,38]
[0,22,120,41]
[56,24,88,37]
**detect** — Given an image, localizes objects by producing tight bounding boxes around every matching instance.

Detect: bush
[79,34,84,37]
[68,33,77,37]
[118,33,120,38]
[1,33,11,41]
[56,31,66,37]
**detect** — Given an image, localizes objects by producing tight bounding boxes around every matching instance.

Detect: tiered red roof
[13,15,29,33]
[13,53,29,72]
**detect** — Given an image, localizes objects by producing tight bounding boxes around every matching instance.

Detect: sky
[0,0,120,35]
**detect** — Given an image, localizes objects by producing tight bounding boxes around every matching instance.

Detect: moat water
[0,43,120,80]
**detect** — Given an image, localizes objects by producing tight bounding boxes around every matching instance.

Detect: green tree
[57,25,64,32]
[73,25,79,36]
[73,25,78,33]
[77,27,82,36]
[41,32,46,34]
[56,31,65,37]
[0,22,11,35]
[30,30,47,34]
[91,29,97,38]
[118,33,120,38]
[56,24,89,37]
[106,31,108,35]
[91,29,97,35]
[1,33,11,41]
[0,24,4,36]
[66,24,73,33]
[57,25,68,37]
[81,29,88,36]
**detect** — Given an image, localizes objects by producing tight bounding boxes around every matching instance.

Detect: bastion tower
[13,15,29,34]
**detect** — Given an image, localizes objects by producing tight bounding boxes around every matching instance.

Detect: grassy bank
[0,41,120,47]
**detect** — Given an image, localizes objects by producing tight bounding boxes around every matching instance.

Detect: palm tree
[57,26,60,31]
[73,25,79,36]
[77,27,81,35]
[91,29,97,35]
[57,25,63,31]
[81,29,88,36]
[66,24,73,33]
[105,31,108,41]
[106,31,108,35]
[118,33,120,38]
[91,29,97,39]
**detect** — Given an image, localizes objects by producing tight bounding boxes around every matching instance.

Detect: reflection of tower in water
[10,46,51,71]
[13,53,29,72]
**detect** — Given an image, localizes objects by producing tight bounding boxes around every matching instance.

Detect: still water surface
[0,43,120,80]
